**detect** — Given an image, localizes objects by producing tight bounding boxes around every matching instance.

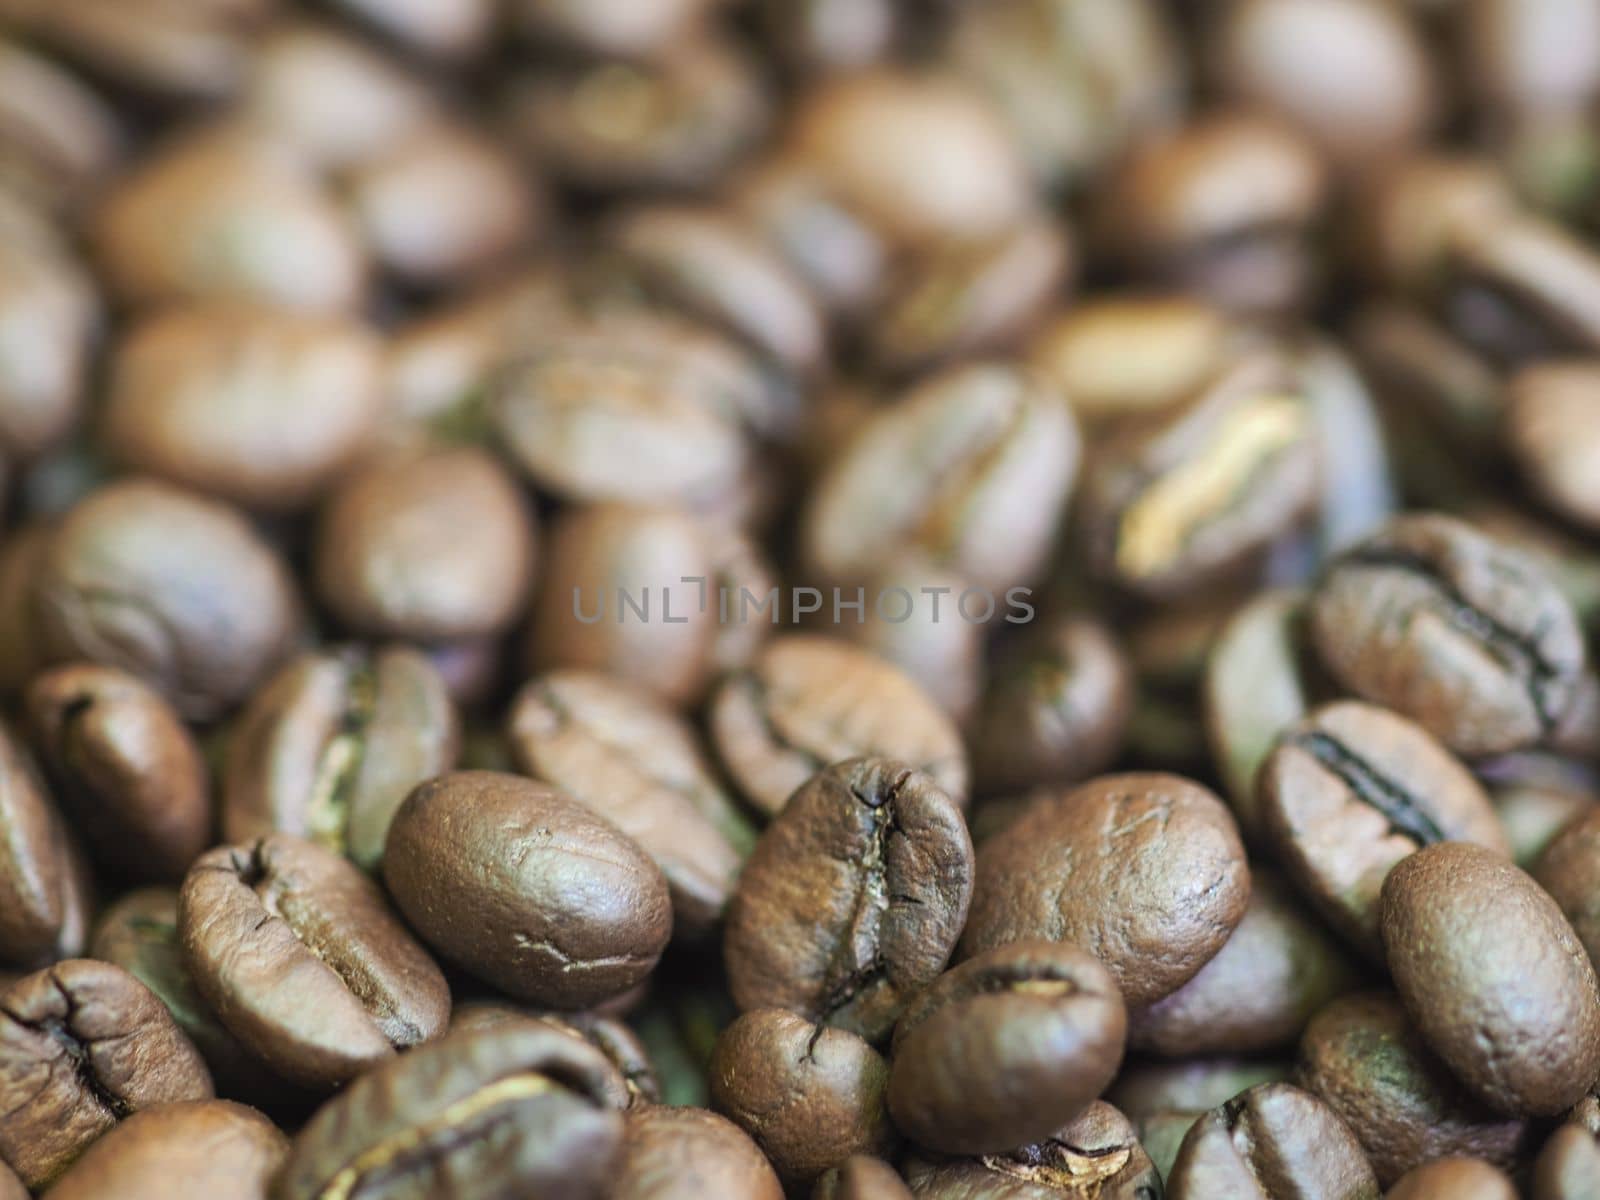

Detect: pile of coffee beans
[3,0,1600,1197]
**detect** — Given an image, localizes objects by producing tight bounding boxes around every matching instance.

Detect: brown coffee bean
[221,645,460,871]
[801,361,1080,594]
[1534,808,1600,974]
[612,1103,784,1200]
[1380,842,1600,1116]
[0,39,121,215]
[0,1162,20,1200]
[1386,1157,1518,1200]
[0,958,213,1188]
[384,771,673,1008]
[710,1008,894,1186]
[961,773,1250,1008]
[1309,512,1587,757]
[0,718,93,966]
[1485,751,1598,867]
[275,1023,626,1200]
[902,1101,1161,1199]
[450,1001,656,1107]
[814,1156,912,1200]
[315,446,537,642]
[724,758,973,1041]
[710,636,969,817]
[180,834,451,1090]
[888,940,1126,1155]
[508,669,753,938]
[1259,701,1507,957]
[1130,869,1360,1057]
[33,478,300,721]
[1297,992,1531,1185]
[1165,1082,1378,1200]
[1109,1058,1297,1124]
[44,1099,287,1200]
[25,663,210,883]
[1506,361,1600,533]
[1533,1123,1600,1200]
[329,0,495,59]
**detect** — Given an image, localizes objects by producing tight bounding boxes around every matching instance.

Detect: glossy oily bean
[902,1101,1161,1199]
[1308,513,1587,756]
[1077,353,1321,600]
[0,958,212,1188]
[1386,1157,1517,1200]
[1297,992,1530,1185]
[445,1004,639,1109]
[723,758,972,1041]
[274,1023,626,1200]
[888,940,1126,1155]
[507,669,752,938]
[710,1008,894,1186]
[1258,701,1506,957]
[961,773,1250,1007]
[314,446,536,642]
[180,835,450,1090]
[710,636,969,817]
[801,361,1080,594]
[1165,1082,1378,1200]
[0,719,92,965]
[612,1104,784,1200]
[1532,1123,1600,1200]
[814,1157,912,1200]
[383,771,672,1008]
[1534,808,1600,970]
[33,478,300,720]
[1380,842,1600,1115]
[45,1099,287,1200]
[970,615,1134,797]
[1129,869,1360,1057]
[25,663,209,883]
[221,645,459,872]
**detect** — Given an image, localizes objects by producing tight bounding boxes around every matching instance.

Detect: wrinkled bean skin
[888,940,1126,1156]
[1259,701,1507,958]
[902,1101,1162,1199]
[710,1008,895,1186]
[180,835,450,1091]
[45,1099,288,1200]
[710,636,970,817]
[1380,842,1600,1116]
[0,719,92,966]
[724,758,973,1042]
[25,663,210,883]
[274,1023,626,1200]
[383,771,673,1009]
[612,1104,784,1200]
[1297,992,1531,1185]
[1308,513,1588,757]
[0,958,213,1188]
[1533,807,1600,972]
[221,646,460,872]
[960,773,1250,1007]
[814,1156,913,1200]
[1165,1082,1379,1200]
[1385,1157,1518,1200]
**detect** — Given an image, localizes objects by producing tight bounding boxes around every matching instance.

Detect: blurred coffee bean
[330,0,496,61]
[0,38,121,213]
[613,1103,784,1200]
[813,1157,911,1200]
[0,717,92,967]
[1387,1156,1518,1200]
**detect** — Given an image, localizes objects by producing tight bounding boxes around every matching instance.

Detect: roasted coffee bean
[1308,513,1587,757]
[1258,701,1506,957]
[612,1103,784,1200]
[1482,751,1598,866]
[314,446,536,643]
[449,1001,656,1107]
[801,361,1079,594]
[329,0,495,59]
[0,718,92,966]
[710,636,969,817]
[508,669,753,938]
[384,771,672,1008]
[0,958,212,1188]
[902,1101,1161,1199]
[1165,1082,1378,1200]
[274,1023,627,1200]
[1507,360,1600,533]
[723,758,972,1041]
[1380,842,1600,1115]
[45,1099,287,1200]
[1129,868,1360,1057]
[710,1007,894,1186]
[0,1162,19,1200]
[814,1156,913,1200]
[961,773,1250,1007]
[1533,804,1600,971]
[1297,992,1531,1185]
[1532,1122,1600,1200]
[970,615,1134,797]
[221,645,459,871]
[25,663,209,883]
[1112,1058,1298,1184]
[888,940,1126,1155]
[1386,1157,1518,1200]
[180,834,451,1090]
[32,477,300,720]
